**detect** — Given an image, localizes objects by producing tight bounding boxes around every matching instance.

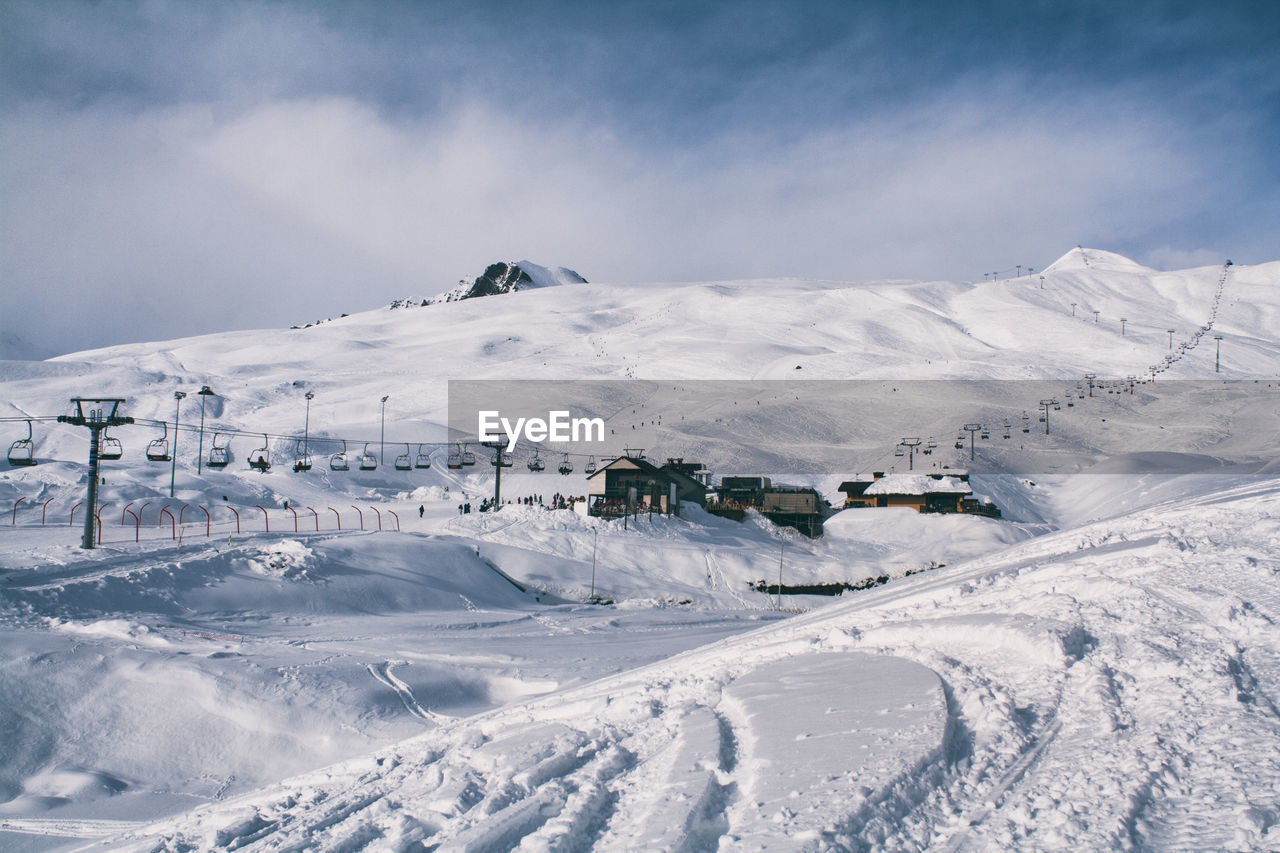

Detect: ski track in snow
[2,250,1279,850]
[94,479,1280,852]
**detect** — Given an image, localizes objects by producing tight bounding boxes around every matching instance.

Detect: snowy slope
[92,476,1280,851]
[1,249,1278,850]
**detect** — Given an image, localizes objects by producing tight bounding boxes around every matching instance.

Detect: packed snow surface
[1,249,1278,850]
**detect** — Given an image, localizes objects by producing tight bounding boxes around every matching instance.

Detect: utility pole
[196,386,215,475]
[58,398,133,550]
[380,395,389,464]
[170,391,185,498]
[962,423,982,462]
[1214,334,1224,372]
[303,391,314,462]
[898,437,922,471]
[776,539,785,610]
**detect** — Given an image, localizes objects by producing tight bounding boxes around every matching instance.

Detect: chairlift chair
[894,448,905,457]
[248,434,271,472]
[980,429,990,440]
[330,439,349,471]
[358,443,378,471]
[100,426,124,461]
[585,456,597,475]
[447,447,463,469]
[461,444,476,466]
[146,422,171,462]
[558,454,574,475]
[527,450,545,472]
[293,439,313,473]
[395,444,412,471]
[492,449,513,467]
[207,433,231,469]
[7,420,37,467]
[414,444,432,469]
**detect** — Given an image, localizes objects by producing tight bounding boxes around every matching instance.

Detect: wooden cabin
[840,470,996,516]
[586,456,707,517]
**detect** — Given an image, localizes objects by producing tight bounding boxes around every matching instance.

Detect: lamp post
[170,391,186,498]
[590,528,598,601]
[380,395,389,464]
[303,391,314,462]
[196,385,215,475]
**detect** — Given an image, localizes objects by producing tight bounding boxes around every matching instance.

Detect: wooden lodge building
[585,456,708,518]
[839,470,1001,518]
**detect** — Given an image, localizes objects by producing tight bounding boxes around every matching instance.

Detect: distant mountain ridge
[389,261,589,310]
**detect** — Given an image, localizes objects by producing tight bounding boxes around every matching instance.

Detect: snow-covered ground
[1,248,1278,850]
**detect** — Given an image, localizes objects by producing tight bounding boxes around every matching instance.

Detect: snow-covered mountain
[1,248,1278,850]
[419,260,588,305]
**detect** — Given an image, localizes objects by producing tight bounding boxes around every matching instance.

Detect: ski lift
[558,454,574,475]
[491,449,513,467]
[584,456,598,475]
[395,443,412,471]
[100,426,124,461]
[293,439,313,473]
[207,433,231,469]
[415,444,432,469]
[447,446,463,469]
[7,419,37,467]
[527,450,545,472]
[980,429,990,440]
[461,444,476,466]
[954,438,964,450]
[330,439,349,471]
[146,422,171,462]
[248,434,271,472]
[358,443,377,471]
[894,448,905,457]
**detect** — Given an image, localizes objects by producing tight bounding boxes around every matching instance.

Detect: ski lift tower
[897,437,923,471]
[481,438,512,509]
[1214,334,1224,372]
[961,423,983,462]
[57,398,133,550]
[1039,398,1061,435]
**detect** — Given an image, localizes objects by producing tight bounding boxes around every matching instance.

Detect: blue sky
[2,0,1278,355]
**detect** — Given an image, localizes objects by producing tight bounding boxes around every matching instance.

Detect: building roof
[862,474,972,496]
